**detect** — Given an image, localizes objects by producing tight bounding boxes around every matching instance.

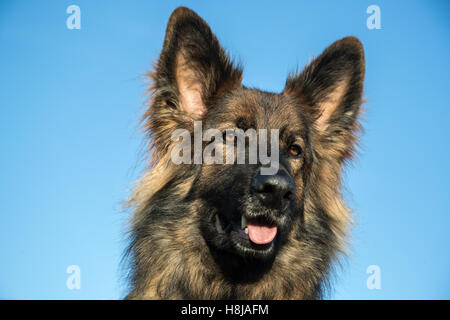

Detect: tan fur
[125,7,365,300]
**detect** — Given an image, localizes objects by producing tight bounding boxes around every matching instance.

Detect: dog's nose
[253,170,296,209]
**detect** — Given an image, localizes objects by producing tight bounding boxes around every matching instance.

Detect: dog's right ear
[151,7,242,120]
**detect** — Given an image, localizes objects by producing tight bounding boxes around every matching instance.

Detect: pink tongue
[247,224,277,244]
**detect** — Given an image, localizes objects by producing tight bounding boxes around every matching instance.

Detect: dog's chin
[213,212,279,260]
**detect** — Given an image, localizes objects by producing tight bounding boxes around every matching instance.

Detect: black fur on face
[125,7,365,299]
[193,90,312,266]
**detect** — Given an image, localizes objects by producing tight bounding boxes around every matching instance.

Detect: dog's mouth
[215,213,278,255]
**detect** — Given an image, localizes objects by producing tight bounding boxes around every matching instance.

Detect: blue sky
[0,0,449,299]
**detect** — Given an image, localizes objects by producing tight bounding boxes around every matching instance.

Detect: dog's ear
[284,37,365,158]
[153,7,242,119]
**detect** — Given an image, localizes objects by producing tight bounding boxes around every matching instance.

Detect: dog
[124,6,365,299]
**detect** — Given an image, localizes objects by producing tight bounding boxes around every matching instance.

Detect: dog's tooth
[241,215,246,229]
[215,215,224,233]
[244,227,248,234]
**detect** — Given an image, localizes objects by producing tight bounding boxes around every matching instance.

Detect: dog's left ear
[284,37,365,155]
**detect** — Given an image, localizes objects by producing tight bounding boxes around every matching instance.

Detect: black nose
[253,169,296,209]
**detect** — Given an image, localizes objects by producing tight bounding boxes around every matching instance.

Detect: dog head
[143,7,365,264]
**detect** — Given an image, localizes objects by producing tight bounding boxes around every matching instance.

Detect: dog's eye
[288,144,302,157]
[223,131,237,144]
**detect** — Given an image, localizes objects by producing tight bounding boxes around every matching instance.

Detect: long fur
[124,7,365,299]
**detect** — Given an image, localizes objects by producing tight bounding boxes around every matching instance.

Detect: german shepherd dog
[125,7,365,299]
